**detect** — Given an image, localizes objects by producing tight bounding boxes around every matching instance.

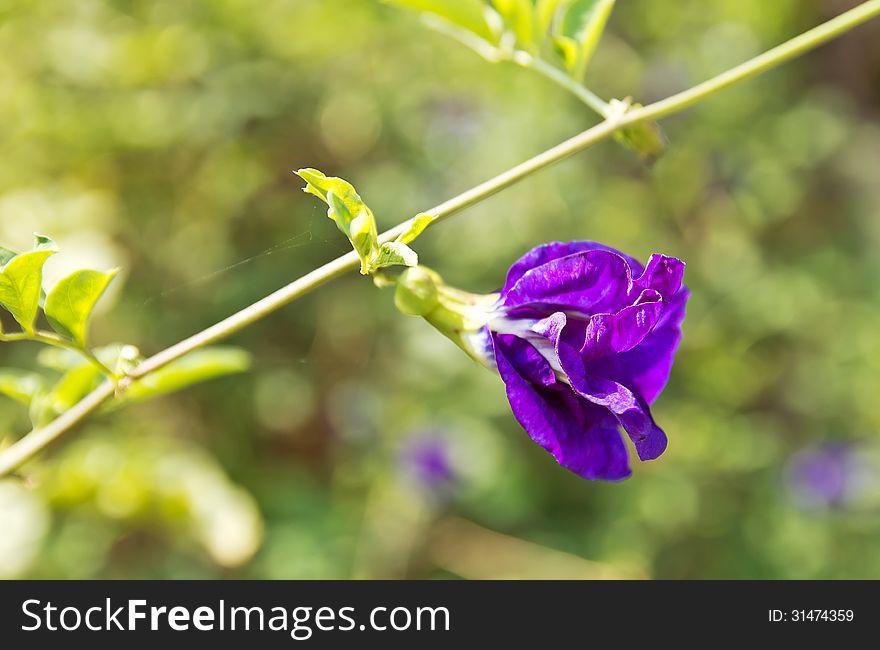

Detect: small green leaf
[534,0,564,36]
[607,98,668,162]
[373,242,419,270]
[327,189,378,272]
[46,364,102,415]
[0,369,45,405]
[295,168,364,224]
[492,0,535,51]
[383,0,499,44]
[0,246,16,267]
[553,34,581,70]
[557,0,616,80]
[44,268,118,347]
[615,121,668,163]
[0,235,57,334]
[395,213,436,245]
[295,169,380,275]
[122,347,251,404]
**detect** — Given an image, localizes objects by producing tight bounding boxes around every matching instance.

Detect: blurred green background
[2,0,880,579]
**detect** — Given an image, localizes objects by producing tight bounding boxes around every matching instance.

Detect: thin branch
[1,0,878,477]
[0,380,116,476]
[1,330,118,378]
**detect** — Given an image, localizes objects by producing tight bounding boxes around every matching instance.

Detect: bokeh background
[2,0,880,579]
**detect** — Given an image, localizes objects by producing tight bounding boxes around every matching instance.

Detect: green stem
[0,331,118,379]
[1,0,878,477]
[511,51,609,116]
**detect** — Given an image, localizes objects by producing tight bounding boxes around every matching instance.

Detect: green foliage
[555,0,616,80]
[295,168,380,274]
[383,0,499,43]
[492,0,536,51]
[295,168,420,274]
[123,347,251,404]
[387,0,665,161]
[0,370,44,406]
[607,99,669,164]
[396,213,437,245]
[0,235,251,429]
[373,241,419,270]
[45,269,118,347]
[0,235,57,334]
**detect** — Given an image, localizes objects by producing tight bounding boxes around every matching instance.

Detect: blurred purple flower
[482,242,688,481]
[400,434,457,494]
[788,443,862,509]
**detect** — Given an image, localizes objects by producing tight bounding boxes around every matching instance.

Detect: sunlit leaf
[37,343,129,372]
[383,0,499,44]
[46,365,102,415]
[556,0,615,80]
[122,347,251,404]
[534,0,564,36]
[44,268,118,348]
[492,0,535,51]
[0,246,16,267]
[607,98,668,162]
[295,168,379,274]
[396,213,436,245]
[0,370,45,405]
[615,120,668,163]
[0,235,57,334]
[373,241,419,270]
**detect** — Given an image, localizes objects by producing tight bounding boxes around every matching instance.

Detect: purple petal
[589,287,689,404]
[569,373,668,461]
[493,333,631,480]
[502,241,643,295]
[502,249,634,315]
[535,313,669,460]
[633,254,685,301]
[582,296,664,361]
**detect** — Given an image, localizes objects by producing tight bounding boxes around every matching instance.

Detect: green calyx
[394,266,499,363]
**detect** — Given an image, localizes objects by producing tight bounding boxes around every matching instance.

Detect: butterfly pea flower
[395,241,688,481]
[400,433,458,497]
[787,443,871,510]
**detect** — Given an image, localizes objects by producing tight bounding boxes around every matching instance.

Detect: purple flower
[394,241,689,482]
[787,443,863,509]
[400,434,457,496]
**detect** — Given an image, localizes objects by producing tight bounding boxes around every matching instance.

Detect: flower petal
[503,249,634,315]
[493,333,631,480]
[534,313,668,460]
[502,241,643,295]
[633,254,685,301]
[582,296,664,361]
[589,287,689,404]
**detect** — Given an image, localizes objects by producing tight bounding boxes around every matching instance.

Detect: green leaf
[0,369,45,405]
[44,268,118,347]
[373,242,419,270]
[395,213,436,245]
[556,0,616,80]
[0,246,16,267]
[0,235,57,334]
[327,189,378,271]
[492,0,535,51]
[122,347,251,404]
[615,120,668,163]
[295,168,379,274]
[46,364,102,415]
[383,0,499,44]
[534,0,564,36]
[607,98,668,162]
